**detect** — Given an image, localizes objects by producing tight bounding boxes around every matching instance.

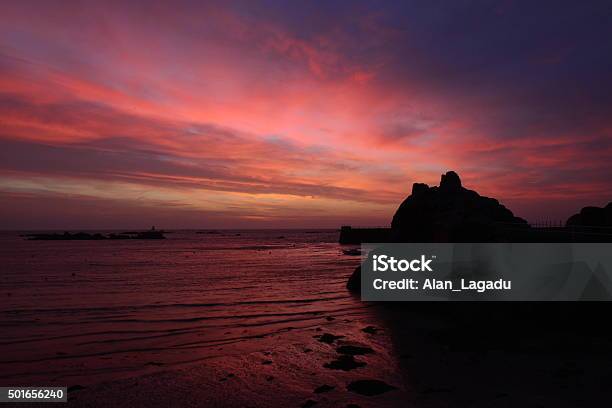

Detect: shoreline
[67,314,408,407]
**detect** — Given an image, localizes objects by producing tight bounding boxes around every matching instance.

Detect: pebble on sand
[323,355,366,371]
[314,384,335,393]
[314,333,345,344]
[347,380,397,396]
[336,345,374,355]
[361,326,380,334]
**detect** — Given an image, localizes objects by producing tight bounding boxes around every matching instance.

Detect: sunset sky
[1,0,611,229]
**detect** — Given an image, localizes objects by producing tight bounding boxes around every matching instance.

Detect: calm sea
[0,230,368,386]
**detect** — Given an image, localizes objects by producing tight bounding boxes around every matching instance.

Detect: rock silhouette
[336,344,374,355]
[323,355,366,371]
[347,171,528,291]
[346,170,612,291]
[566,202,612,228]
[391,171,527,242]
[346,379,397,396]
[24,227,166,240]
[346,269,361,292]
[313,384,334,393]
[314,333,344,344]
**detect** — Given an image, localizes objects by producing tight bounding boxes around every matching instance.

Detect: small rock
[361,326,379,334]
[324,355,366,371]
[302,399,318,408]
[314,384,335,393]
[336,345,374,356]
[314,333,344,344]
[347,380,396,396]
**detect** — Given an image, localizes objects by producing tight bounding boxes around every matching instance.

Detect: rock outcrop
[24,227,166,240]
[391,171,528,242]
[566,202,612,228]
[347,171,528,292]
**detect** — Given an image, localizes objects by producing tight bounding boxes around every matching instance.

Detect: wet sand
[68,316,409,407]
[63,303,612,407]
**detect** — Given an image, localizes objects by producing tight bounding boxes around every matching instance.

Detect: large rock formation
[391,171,528,242]
[566,202,612,228]
[347,171,528,292]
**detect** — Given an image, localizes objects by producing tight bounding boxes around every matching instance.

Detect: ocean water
[0,230,368,386]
